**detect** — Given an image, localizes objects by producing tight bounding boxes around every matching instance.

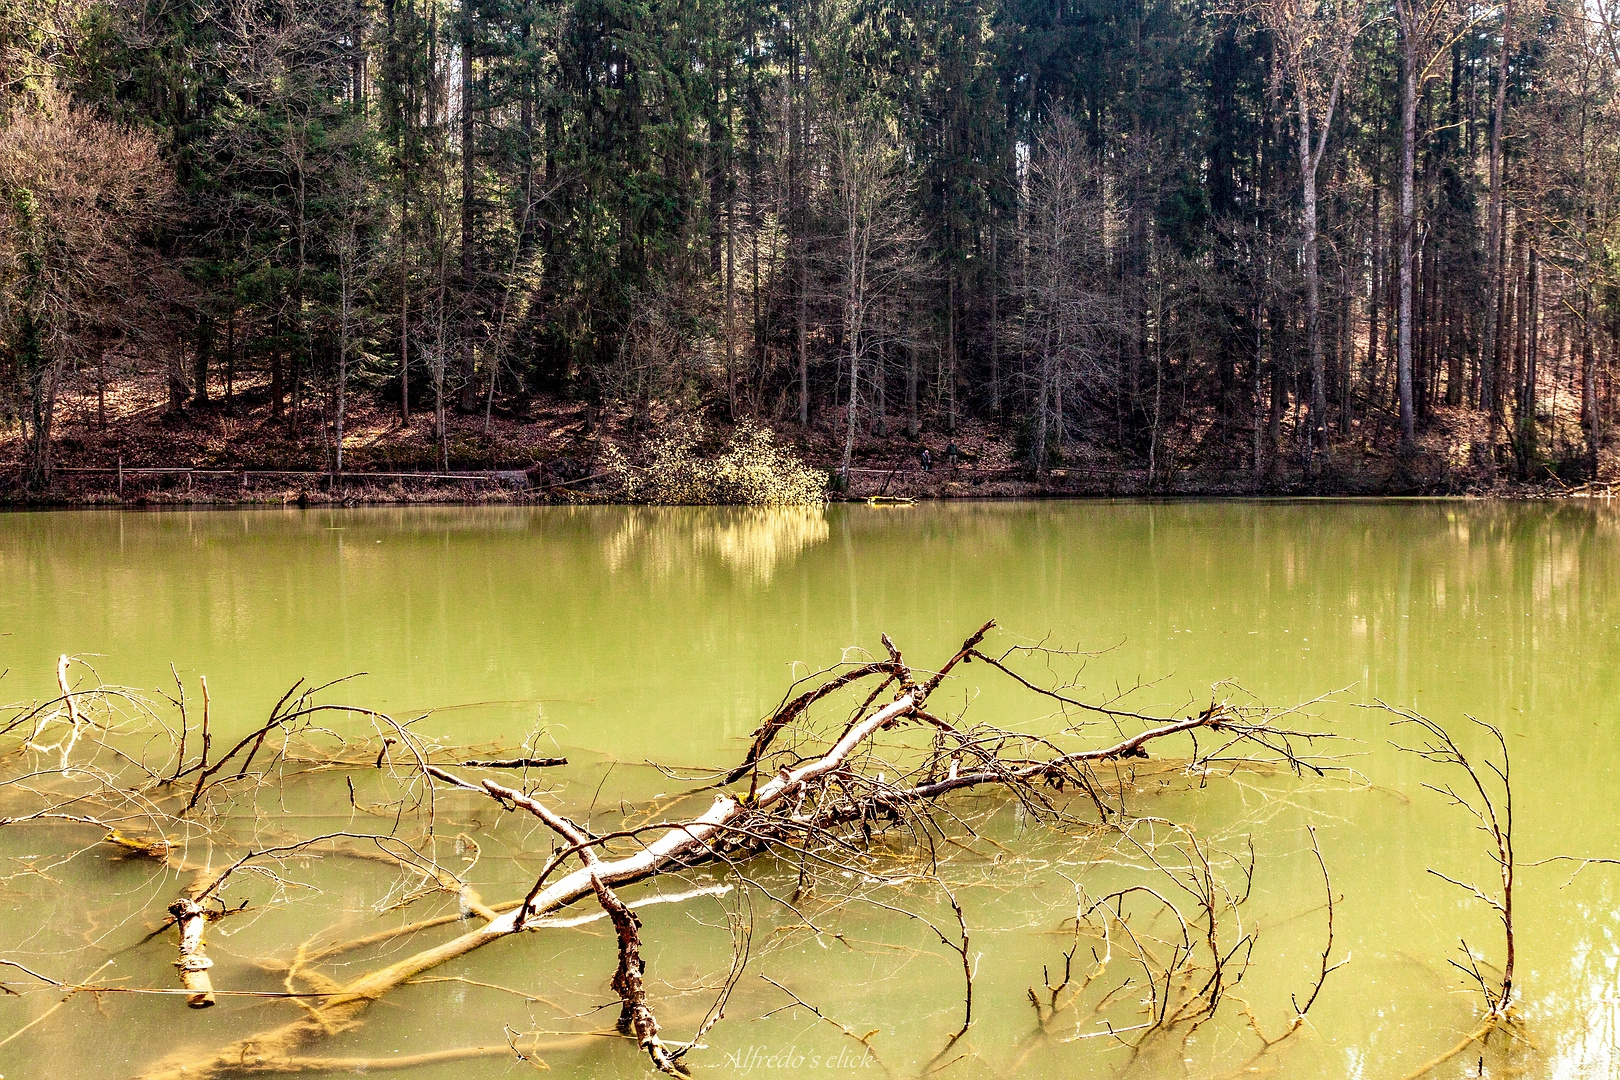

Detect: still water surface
[1,501,1617,1079]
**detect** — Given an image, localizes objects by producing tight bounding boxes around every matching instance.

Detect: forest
[2,0,1619,495]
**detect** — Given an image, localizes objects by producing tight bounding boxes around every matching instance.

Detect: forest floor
[2,364,1615,506]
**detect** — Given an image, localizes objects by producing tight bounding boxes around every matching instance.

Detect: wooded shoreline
[4,457,1608,507]
[6,0,1620,503]
[5,368,1611,505]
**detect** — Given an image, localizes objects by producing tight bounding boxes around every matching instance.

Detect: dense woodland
[2,0,1620,492]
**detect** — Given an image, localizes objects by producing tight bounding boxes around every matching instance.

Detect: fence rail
[3,464,537,490]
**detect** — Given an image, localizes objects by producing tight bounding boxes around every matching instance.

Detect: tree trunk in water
[168,899,216,1009]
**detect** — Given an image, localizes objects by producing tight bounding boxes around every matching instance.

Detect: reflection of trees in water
[605,506,830,583]
[1541,911,1620,1078]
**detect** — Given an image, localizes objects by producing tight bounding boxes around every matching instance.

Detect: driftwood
[480,777,688,1075]
[0,623,1345,1079]
[166,899,216,1008]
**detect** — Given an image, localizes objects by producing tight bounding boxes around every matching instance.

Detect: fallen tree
[0,624,1345,1078]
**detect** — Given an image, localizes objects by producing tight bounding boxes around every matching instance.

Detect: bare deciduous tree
[0,90,174,488]
[1020,115,1119,476]
[824,96,921,481]
[1249,0,1371,459]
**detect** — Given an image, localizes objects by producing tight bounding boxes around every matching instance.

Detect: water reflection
[603,505,830,583]
[2,500,1620,1079]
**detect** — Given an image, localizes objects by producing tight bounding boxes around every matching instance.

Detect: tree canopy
[3,0,1619,487]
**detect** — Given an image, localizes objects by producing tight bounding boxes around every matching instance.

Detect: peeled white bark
[135,694,918,1080]
[167,898,216,1008]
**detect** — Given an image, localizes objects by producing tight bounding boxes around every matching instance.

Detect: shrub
[606,421,827,505]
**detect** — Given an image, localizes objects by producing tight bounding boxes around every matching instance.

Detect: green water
[1,501,1617,1079]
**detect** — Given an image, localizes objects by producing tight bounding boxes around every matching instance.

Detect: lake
[1,500,1616,1079]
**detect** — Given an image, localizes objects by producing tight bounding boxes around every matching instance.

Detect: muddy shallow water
[0,500,1616,1080]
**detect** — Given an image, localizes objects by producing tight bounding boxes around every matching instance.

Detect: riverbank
[3,370,1610,506]
[14,456,1613,509]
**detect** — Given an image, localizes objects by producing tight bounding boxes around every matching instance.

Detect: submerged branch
[0,625,1341,1080]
